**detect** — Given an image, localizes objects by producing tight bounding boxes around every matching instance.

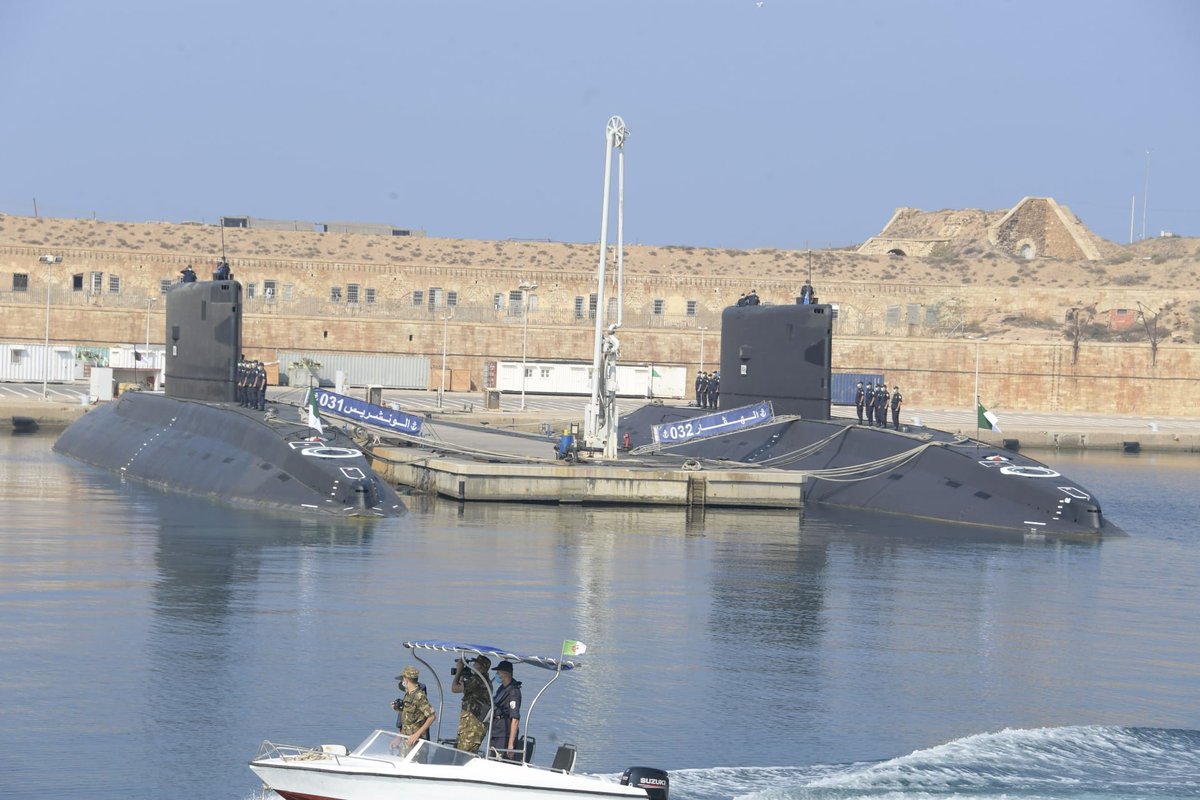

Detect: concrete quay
[370,419,806,508]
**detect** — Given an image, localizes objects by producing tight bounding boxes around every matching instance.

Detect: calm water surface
[1,434,1198,799]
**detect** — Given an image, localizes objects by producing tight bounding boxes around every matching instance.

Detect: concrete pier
[373,445,806,508]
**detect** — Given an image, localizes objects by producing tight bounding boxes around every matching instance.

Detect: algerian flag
[305,387,324,435]
[562,639,587,657]
[977,400,1001,433]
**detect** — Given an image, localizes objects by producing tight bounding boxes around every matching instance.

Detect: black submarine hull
[621,405,1117,535]
[54,391,404,517]
[54,276,403,517]
[622,301,1120,535]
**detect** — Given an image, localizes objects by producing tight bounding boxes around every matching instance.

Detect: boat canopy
[403,640,581,672]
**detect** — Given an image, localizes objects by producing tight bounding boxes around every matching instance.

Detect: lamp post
[519,280,538,410]
[145,296,156,388]
[438,309,453,409]
[41,259,55,398]
[698,326,708,373]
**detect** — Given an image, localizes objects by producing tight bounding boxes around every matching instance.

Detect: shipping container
[493,360,687,399]
[831,372,885,405]
[1,343,78,383]
[278,351,430,389]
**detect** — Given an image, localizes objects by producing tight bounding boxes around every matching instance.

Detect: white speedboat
[249,639,669,800]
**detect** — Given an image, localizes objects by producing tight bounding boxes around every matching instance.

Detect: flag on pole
[305,387,324,435]
[977,401,1001,433]
[562,639,587,657]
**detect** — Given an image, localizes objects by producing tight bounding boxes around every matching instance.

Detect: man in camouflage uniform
[391,665,435,754]
[450,654,492,752]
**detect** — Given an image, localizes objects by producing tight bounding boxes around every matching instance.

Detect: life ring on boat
[682,459,702,471]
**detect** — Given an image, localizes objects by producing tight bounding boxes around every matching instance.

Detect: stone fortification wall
[2,214,1199,416]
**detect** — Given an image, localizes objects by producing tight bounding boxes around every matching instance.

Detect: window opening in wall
[12,273,29,292]
[366,288,376,304]
[90,272,103,294]
[607,297,617,320]
[447,291,458,307]
[159,279,172,294]
[428,287,443,308]
[686,300,698,316]
[574,296,584,318]
[347,284,360,304]
[528,293,538,313]
[283,284,294,301]
[588,293,597,319]
[73,274,84,292]
[10,350,22,365]
[652,298,664,315]
[540,367,551,378]
[108,275,121,294]
[493,293,503,310]
[412,290,424,306]
[246,283,256,299]
[330,286,342,303]
[508,290,523,316]
[263,279,277,301]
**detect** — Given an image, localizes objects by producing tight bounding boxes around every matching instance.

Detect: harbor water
[1,433,1198,799]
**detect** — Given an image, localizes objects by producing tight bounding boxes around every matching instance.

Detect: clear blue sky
[1,0,1196,249]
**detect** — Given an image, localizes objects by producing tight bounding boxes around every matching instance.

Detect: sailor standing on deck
[708,371,720,410]
[236,358,248,406]
[451,655,492,753]
[854,381,865,424]
[863,383,875,425]
[253,362,268,411]
[695,371,705,407]
[875,382,889,427]
[491,660,523,761]
[890,386,903,430]
[392,666,435,755]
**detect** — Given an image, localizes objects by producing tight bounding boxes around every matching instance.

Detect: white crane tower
[583,115,629,459]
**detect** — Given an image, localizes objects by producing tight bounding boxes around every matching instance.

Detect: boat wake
[661,726,1200,800]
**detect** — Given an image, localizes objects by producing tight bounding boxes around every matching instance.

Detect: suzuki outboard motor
[621,767,669,800]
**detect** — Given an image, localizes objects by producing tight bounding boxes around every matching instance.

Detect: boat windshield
[352,730,477,767]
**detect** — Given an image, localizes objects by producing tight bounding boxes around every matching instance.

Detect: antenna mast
[584,115,629,460]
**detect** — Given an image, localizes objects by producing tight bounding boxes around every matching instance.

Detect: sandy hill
[0,212,1196,293]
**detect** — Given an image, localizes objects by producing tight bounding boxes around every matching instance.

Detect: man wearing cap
[451,654,492,752]
[491,660,523,761]
[391,666,435,754]
[890,385,903,430]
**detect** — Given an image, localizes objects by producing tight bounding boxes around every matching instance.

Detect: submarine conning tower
[719,301,834,419]
[164,280,242,402]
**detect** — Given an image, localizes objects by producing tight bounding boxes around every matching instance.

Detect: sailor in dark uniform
[875,382,889,427]
[695,371,705,407]
[213,260,231,281]
[234,358,244,406]
[708,371,719,410]
[890,386,903,430]
[180,265,197,283]
[697,372,708,408]
[746,289,760,306]
[736,293,747,307]
[253,362,267,411]
[800,280,814,305]
[854,381,865,424]
[863,383,874,425]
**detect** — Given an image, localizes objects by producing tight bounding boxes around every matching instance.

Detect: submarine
[621,301,1121,536]
[54,275,404,517]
